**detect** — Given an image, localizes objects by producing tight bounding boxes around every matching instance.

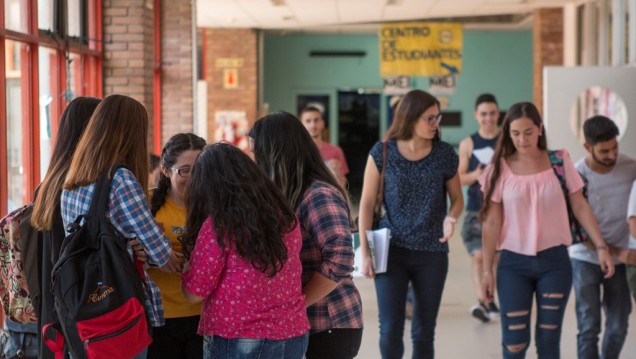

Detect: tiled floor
[353,220,636,359]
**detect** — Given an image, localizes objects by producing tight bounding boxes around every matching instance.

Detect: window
[5,40,26,211]
[38,0,55,31]
[4,0,29,33]
[1,0,102,215]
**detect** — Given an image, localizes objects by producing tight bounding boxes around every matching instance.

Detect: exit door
[337,91,381,203]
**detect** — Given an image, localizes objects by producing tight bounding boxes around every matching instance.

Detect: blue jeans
[374,246,448,359]
[203,334,308,359]
[571,259,632,359]
[497,246,572,359]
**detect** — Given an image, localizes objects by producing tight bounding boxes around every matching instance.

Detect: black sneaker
[487,302,500,320]
[470,302,490,323]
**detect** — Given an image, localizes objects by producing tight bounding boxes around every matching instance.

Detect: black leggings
[147,315,202,359]
[305,328,363,359]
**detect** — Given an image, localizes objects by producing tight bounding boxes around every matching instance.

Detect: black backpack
[43,168,152,359]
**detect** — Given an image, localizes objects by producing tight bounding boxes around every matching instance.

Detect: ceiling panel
[287,0,339,26]
[337,0,385,23]
[238,0,297,27]
[196,0,582,30]
[381,0,437,21]
[197,0,258,27]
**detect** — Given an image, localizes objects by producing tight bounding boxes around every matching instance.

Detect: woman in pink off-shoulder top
[478,102,614,359]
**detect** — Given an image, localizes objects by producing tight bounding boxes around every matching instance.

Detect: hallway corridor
[354,217,636,358]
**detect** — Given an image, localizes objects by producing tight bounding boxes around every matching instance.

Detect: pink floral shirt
[181,218,310,339]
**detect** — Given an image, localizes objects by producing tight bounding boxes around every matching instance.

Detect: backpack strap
[548,150,569,198]
[86,168,116,242]
[87,166,146,280]
[41,322,65,359]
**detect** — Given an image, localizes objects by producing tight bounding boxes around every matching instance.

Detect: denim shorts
[461,211,482,255]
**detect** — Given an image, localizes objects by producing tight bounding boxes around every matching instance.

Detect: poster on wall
[383,76,411,95]
[379,22,463,77]
[428,75,457,95]
[214,111,249,151]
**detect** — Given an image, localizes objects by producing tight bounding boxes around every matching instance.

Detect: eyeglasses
[170,167,191,178]
[421,113,443,125]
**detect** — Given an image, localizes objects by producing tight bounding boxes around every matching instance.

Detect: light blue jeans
[571,259,632,359]
[203,333,308,359]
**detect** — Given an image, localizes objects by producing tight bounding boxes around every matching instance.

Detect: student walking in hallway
[480,102,614,359]
[458,93,501,322]
[358,89,463,359]
[570,116,636,359]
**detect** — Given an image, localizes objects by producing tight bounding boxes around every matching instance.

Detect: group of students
[356,89,636,359]
[7,88,636,359]
[25,95,363,359]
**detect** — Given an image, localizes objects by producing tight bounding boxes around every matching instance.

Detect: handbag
[548,150,591,244]
[354,141,387,231]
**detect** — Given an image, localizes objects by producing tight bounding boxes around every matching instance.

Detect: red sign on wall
[223,68,238,89]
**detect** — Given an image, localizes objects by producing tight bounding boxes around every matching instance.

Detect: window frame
[0,0,102,216]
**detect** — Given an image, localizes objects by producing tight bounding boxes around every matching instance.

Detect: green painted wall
[263,30,533,146]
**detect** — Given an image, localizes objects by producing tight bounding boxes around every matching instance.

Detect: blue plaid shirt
[60,168,172,326]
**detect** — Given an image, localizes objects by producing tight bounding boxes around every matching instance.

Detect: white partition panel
[543,66,636,162]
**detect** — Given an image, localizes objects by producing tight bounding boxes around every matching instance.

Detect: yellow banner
[379,22,463,77]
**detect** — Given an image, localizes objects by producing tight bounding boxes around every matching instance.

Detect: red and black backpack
[43,168,151,359]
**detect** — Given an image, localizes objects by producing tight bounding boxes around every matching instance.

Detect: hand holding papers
[352,228,391,277]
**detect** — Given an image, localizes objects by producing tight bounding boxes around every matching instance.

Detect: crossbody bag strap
[374,141,388,216]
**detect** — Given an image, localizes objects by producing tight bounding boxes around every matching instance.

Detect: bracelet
[445,216,457,224]
[596,245,608,252]
[482,271,491,277]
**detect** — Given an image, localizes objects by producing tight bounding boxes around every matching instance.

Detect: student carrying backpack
[43,168,152,359]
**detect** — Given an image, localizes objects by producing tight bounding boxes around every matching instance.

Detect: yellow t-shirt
[148,196,201,318]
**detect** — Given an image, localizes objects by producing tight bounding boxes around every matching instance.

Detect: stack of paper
[352,228,391,277]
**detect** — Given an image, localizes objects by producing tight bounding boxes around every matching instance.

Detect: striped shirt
[60,168,172,327]
[297,181,363,334]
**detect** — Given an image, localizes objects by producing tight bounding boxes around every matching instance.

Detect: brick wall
[103,0,155,147]
[533,8,564,113]
[103,0,194,150]
[160,0,194,144]
[203,28,258,141]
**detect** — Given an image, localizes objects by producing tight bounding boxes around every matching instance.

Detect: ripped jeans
[203,333,308,359]
[497,245,572,359]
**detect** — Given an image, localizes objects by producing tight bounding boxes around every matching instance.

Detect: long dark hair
[385,89,441,141]
[250,111,349,210]
[150,133,206,215]
[480,102,546,220]
[180,143,297,277]
[31,97,101,230]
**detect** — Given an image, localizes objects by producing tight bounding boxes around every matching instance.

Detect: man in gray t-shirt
[569,116,636,359]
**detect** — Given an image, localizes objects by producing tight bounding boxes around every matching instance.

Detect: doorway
[337,91,381,205]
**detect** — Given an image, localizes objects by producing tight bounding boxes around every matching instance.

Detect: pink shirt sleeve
[181,218,225,298]
[561,149,584,194]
